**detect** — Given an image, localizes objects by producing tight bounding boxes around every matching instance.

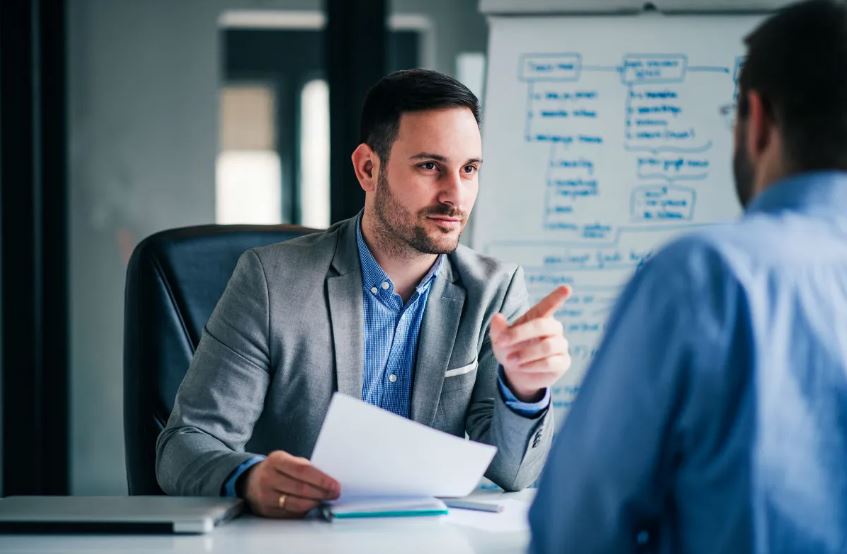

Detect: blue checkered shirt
[355,217,549,418]
[356,220,442,418]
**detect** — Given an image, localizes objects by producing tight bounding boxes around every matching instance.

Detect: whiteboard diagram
[474,15,761,423]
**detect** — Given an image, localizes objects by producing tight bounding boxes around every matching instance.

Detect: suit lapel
[327,219,364,398]
[411,258,465,426]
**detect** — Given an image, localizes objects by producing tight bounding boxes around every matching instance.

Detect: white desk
[0,491,533,554]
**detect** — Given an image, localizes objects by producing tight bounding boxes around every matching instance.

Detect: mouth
[426,215,463,229]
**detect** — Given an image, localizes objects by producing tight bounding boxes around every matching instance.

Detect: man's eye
[420,162,438,171]
[463,165,478,174]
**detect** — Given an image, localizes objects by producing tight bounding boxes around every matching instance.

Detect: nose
[437,169,463,207]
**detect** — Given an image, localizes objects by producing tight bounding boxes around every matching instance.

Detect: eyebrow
[409,152,448,162]
[409,152,483,164]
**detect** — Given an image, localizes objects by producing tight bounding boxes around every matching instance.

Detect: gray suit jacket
[156,216,554,496]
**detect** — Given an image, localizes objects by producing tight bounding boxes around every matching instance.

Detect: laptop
[0,496,244,534]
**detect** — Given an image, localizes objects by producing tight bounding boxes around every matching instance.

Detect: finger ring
[278,494,288,510]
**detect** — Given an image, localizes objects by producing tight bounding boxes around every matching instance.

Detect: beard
[372,169,465,256]
[733,122,756,208]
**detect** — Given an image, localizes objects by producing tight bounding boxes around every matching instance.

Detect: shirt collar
[355,214,443,295]
[746,170,847,217]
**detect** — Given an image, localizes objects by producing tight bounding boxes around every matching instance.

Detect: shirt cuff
[497,366,551,417]
[222,455,266,497]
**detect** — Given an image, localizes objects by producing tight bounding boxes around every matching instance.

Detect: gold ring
[278,494,288,510]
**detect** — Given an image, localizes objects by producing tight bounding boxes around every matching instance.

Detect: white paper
[311,393,497,499]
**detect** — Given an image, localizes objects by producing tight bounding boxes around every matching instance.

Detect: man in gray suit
[157,69,571,518]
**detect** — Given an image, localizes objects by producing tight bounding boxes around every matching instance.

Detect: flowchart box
[631,185,695,220]
[622,54,687,84]
[520,53,582,82]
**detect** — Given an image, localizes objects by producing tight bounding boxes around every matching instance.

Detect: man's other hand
[490,285,572,402]
[243,450,341,518]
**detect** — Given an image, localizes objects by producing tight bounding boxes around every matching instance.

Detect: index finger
[513,285,571,326]
[271,453,340,494]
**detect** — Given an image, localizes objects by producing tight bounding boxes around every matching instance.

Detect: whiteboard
[473,14,763,423]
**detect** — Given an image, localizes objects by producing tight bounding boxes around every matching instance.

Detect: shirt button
[381,281,390,290]
[388,374,397,383]
[370,286,378,294]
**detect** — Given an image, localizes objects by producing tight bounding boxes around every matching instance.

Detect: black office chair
[123,224,319,495]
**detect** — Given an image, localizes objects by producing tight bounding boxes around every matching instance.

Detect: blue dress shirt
[356,221,441,418]
[355,218,548,417]
[222,216,549,495]
[530,171,847,553]
[355,219,549,417]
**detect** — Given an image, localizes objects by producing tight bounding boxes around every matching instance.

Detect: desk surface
[0,491,533,554]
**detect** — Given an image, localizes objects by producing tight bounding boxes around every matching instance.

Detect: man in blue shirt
[157,70,572,517]
[530,1,847,551]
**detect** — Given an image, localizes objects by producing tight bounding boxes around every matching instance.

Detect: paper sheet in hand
[311,393,497,499]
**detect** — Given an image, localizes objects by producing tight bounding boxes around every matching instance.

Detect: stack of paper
[311,393,498,519]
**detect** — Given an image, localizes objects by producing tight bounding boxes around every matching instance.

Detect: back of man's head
[740,0,847,171]
[359,69,480,164]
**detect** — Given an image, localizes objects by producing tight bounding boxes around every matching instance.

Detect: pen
[443,499,504,513]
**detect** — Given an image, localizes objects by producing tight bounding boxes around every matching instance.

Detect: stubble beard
[372,169,464,258]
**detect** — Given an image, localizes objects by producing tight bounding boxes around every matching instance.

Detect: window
[216,83,282,224]
[218,14,420,226]
[299,79,330,228]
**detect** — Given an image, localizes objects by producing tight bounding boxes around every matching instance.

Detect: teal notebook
[321,497,448,520]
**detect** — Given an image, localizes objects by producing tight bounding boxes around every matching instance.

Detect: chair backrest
[123,224,319,495]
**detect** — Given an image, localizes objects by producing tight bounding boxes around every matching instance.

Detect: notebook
[321,496,448,520]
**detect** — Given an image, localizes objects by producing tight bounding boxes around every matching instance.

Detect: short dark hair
[739,0,847,170]
[359,69,481,163]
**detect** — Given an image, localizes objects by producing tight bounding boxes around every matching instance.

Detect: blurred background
[1,0,488,496]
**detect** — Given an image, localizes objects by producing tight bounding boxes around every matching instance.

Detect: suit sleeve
[156,249,272,496]
[465,266,556,491]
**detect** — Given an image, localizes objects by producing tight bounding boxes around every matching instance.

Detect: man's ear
[351,143,380,192]
[745,89,775,164]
